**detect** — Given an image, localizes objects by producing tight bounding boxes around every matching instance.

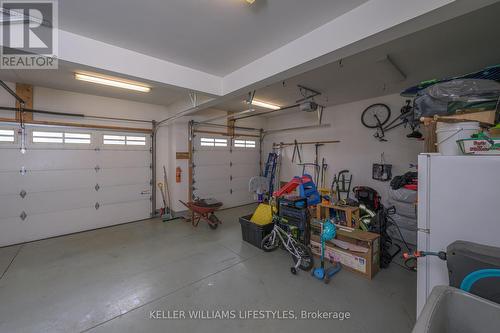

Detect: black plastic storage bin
[279,204,308,230]
[239,215,274,249]
[278,202,310,245]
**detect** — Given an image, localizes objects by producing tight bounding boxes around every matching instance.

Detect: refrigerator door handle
[418,228,430,234]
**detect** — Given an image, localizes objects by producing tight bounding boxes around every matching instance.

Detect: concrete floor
[0,205,416,333]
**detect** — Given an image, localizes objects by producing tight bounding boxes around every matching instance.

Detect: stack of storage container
[387,188,418,246]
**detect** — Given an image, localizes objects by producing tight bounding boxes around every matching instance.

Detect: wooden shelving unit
[315,203,360,228]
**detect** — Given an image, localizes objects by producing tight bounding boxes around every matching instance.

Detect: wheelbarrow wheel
[208,214,220,230]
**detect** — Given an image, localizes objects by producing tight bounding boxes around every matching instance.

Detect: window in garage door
[0,125,152,246]
[192,134,260,208]
[0,129,16,142]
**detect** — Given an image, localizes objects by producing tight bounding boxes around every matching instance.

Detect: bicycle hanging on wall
[361,100,422,142]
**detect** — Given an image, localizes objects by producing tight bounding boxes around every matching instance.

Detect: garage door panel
[0,149,23,170]
[99,184,151,204]
[193,191,231,202]
[98,150,151,168]
[225,190,254,208]
[193,165,230,181]
[0,216,36,246]
[24,169,96,192]
[24,189,95,215]
[0,207,95,246]
[230,177,252,192]
[231,164,259,178]
[232,161,260,167]
[193,150,230,166]
[0,125,152,246]
[217,194,235,208]
[0,166,96,195]
[0,199,152,247]
[193,190,233,208]
[194,178,230,196]
[193,188,228,199]
[231,150,259,161]
[0,188,95,219]
[0,148,22,172]
[22,150,97,170]
[0,196,25,219]
[97,168,150,186]
[96,200,151,226]
[0,172,25,194]
[0,150,96,174]
[192,132,259,209]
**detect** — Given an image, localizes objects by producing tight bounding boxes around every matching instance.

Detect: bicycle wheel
[361,103,391,129]
[292,243,314,271]
[261,232,279,252]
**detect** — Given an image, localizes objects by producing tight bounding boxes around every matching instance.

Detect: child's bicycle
[261,215,314,275]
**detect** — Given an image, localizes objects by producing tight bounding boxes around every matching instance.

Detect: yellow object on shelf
[250,204,273,225]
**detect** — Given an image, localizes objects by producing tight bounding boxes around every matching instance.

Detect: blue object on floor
[312,219,341,283]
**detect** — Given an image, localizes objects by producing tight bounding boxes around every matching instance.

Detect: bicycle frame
[374,100,415,141]
[268,224,303,269]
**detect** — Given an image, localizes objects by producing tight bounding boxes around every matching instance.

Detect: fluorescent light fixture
[247,99,281,110]
[75,73,151,93]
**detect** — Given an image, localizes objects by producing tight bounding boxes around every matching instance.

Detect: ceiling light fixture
[74,73,151,93]
[246,0,256,4]
[247,99,281,110]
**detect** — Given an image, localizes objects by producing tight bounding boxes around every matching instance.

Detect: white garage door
[0,124,152,246]
[192,133,260,208]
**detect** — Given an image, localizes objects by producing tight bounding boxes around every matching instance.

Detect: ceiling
[0,61,199,106]
[216,2,500,117]
[59,0,368,76]
[2,1,497,111]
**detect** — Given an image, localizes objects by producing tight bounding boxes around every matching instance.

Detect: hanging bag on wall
[372,152,392,181]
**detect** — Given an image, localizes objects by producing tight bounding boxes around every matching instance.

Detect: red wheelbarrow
[179,199,223,229]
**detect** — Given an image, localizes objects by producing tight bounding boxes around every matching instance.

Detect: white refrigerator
[417,153,500,316]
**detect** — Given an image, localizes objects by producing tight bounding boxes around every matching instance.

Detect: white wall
[263,93,424,203]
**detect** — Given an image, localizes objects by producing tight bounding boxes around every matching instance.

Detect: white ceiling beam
[59,30,222,96]
[221,0,498,95]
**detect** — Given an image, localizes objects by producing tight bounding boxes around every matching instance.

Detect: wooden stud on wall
[421,118,437,153]
[176,152,190,160]
[15,83,33,121]
[227,117,235,137]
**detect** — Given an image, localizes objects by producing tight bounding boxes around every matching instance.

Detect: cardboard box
[310,225,380,279]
